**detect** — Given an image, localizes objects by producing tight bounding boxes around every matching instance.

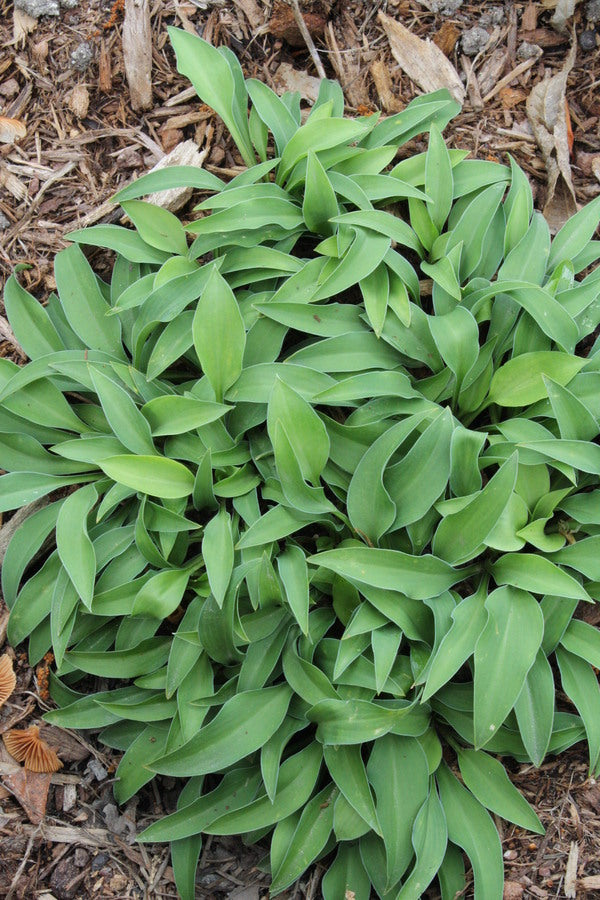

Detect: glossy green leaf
[457,748,543,833]
[193,267,246,402]
[99,455,194,498]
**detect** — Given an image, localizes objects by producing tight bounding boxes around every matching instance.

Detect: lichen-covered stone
[461,26,489,56]
[14,0,59,17]
[430,0,463,14]
[70,42,94,71]
[517,40,541,60]
[585,0,600,22]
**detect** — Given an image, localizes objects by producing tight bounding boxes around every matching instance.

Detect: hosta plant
[2,26,600,899]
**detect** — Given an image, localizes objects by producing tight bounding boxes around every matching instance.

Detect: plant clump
[2,26,600,900]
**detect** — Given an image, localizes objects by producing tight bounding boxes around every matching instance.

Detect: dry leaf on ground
[1,768,53,824]
[378,11,465,103]
[275,62,321,102]
[526,40,577,231]
[548,0,582,30]
[564,840,578,898]
[0,116,26,143]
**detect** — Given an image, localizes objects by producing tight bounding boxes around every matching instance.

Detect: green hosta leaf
[120,200,188,255]
[303,151,338,236]
[66,637,171,677]
[56,484,97,609]
[99,455,194,499]
[560,618,600,668]
[425,123,453,231]
[132,568,190,619]
[488,352,585,407]
[473,586,543,748]
[396,785,448,900]
[206,743,323,834]
[268,377,329,484]
[367,734,430,888]
[54,245,123,357]
[322,844,371,900]
[490,553,591,601]
[385,408,454,531]
[513,648,555,766]
[555,647,600,773]
[548,194,600,270]
[141,396,229,436]
[277,544,310,635]
[193,267,246,402]
[457,748,544,833]
[150,685,292,776]
[310,547,464,600]
[308,697,428,744]
[323,745,380,835]
[4,274,63,359]
[436,763,503,900]
[422,582,488,701]
[433,453,518,564]
[270,784,337,893]
[89,367,155,455]
[428,305,479,392]
[202,506,234,607]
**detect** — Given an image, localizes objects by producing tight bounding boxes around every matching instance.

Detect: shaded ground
[1,0,600,896]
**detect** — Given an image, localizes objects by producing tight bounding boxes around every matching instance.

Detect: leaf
[132,568,190,619]
[206,742,323,833]
[433,453,518,564]
[425,123,453,231]
[89,367,155,455]
[556,647,600,773]
[560,619,600,668]
[514,648,555,766]
[490,553,591,601]
[4,274,63,359]
[99,455,195,499]
[436,763,504,900]
[367,734,430,887]
[56,485,97,609]
[488,352,585,406]
[141,395,229,436]
[1,500,62,608]
[277,545,310,635]
[457,748,544,833]
[267,378,329,484]
[66,637,171,677]
[67,225,172,264]
[120,200,188,255]
[193,267,246,402]
[309,547,464,600]
[473,586,544,749]
[422,583,487,701]
[322,844,371,900]
[323,745,380,835]
[54,245,123,357]
[270,784,337,893]
[549,194,600,270]
[385,408,454,530]
[150,685,292,776]
[428,306,479,392]
[308,697,428,744]
[202,507,234,607]
[302,151,338,236]
[378,12,465,103]
[113,164,224,201]
[396,785,448,900]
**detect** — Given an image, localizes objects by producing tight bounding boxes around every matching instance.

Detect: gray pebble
[60,0,79,7]
[14,0,59,16]
[461,26,490,56]
[586,0,600,22]
[517,40,541,60]
[430,0,464,14]
[0,213,9,230]
[70,41,94,71]
[580,29,598,50]
[480,6,504,26]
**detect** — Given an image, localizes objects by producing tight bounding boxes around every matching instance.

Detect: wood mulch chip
[1,0,600,896]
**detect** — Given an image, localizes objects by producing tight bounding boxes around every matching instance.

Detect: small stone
[70,41,94,72]
[60,0,79,6]
[85,758,108,781]
[0,213,10,230]
[480,5,504,26]
[517,40,541,60]
[73,848,89,868]
[430,0,463,13]
[0,79,19,99]
[579,29,598,50]
[586,0,600,22]
[14,0,59,16]
[461,26,490,56]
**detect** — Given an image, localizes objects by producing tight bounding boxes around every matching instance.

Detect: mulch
[1,0,600,896]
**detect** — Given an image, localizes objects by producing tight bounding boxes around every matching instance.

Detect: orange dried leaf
[0,655,16,707]
[0,116,27,144]
[3,725,63,773]
[565,98,574,155]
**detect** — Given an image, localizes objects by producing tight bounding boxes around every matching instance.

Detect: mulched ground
[1,0,600,896]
